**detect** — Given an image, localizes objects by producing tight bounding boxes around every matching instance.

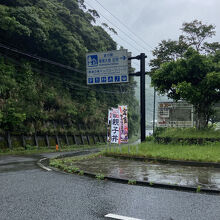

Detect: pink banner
[119,105,128,143]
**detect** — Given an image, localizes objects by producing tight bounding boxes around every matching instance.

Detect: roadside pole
[153,88,156,134]
[86,50,147,143]
[129,53,147,142]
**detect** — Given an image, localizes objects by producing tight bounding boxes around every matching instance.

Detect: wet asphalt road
[0,153,220,220]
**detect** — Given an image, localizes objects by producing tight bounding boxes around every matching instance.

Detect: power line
[90,0,154,50]
[2,53,136,95]
[0,38,138,86]
[2,55,129,108]
[48,0,140,55]
[0,42,86,74]
[50,0,148,58]
[0,40,138,89]
[84,0,150,53]
[0,42,137,88]
[48,0,143,66]
[0,1,142,75]
[94,19,141,54]
[0,2,140,92]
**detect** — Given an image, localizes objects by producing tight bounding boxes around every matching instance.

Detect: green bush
[146,136,154,142]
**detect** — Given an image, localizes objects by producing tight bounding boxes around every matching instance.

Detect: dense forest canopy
[0,0,139,136]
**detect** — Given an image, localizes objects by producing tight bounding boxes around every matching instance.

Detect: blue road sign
[101,77,107,83]
[108,76,113,82]
[115,76,120,82]
[87,55,98,67]
[121,75,128,81]
[88,78,93,84]
[95,77,100,83]
[86,50,129,85]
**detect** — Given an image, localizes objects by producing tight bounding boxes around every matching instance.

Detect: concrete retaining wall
[0,133,106,149]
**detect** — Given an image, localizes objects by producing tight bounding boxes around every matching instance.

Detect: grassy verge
[103,141,220,163]
[0,144,105,156]
[157,127,220,139]
[49,153,101,174]
[127,135,139,144]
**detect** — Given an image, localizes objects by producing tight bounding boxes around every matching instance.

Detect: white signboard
[157,101,194,128]
[111,108,120,144]
[86,49,129,85]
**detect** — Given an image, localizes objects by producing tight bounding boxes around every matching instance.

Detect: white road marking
[37,158,52,171]
[105,213,143,220]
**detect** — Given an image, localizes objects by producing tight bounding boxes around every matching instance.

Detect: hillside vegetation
[0,0,139,136]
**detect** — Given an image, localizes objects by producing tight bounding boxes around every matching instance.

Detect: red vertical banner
[119,105,128,143]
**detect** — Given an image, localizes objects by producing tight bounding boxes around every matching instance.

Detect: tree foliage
[150,20,220,129]
[180,20,216,51]
[150,20,220,70]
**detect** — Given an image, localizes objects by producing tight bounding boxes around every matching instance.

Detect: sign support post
[129,53,147,142]
[86,50,147,143]
[153,88,156,134]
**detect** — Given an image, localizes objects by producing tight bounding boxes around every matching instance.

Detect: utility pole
[129,53,147,142]
[153,88,156,134]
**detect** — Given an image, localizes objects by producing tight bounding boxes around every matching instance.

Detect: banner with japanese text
[110,108,120,144]
[107,109,113,143]
[119,105,128,143]
[108,106,128,144]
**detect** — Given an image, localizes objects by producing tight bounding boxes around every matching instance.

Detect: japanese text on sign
[119,105,128,144]
[108,106,128,144]
[111,108,120,144]
[86,50,129,85]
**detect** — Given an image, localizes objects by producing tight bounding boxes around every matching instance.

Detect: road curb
[38,151,220,194]
[104,153,220,168]
[37,158,52,171]
[36,149,101,171]
[47,166,220,194]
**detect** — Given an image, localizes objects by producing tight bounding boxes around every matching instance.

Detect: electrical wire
[48,0,142,55]
[0,2,151,97]
[90,0,154,50]
[93,19,141,54]
[0,40,138,89]
[1,53,136,95]
[0,1,145,77]
[0,38,139,87]
[0,1,157,124]
[48,0,151,60]
[84,0,150,53]
[0,42,86,74]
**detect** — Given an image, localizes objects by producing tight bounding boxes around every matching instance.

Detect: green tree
[180,20,216,51]
[152,48,220,129]
[150,20,220,129]
[150,20,220,70]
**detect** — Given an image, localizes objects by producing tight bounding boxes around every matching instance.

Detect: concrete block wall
[0,133,106,149]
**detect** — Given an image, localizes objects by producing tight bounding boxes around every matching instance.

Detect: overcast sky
[85,0,220,69]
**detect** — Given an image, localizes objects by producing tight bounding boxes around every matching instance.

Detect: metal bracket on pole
[128,53,147,142]
[129,72,140,77]
[128,55,141,60]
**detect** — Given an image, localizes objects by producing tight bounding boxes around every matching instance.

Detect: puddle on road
[0,161,38,173]
[70,156,220,190]
[0,155,42,173]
